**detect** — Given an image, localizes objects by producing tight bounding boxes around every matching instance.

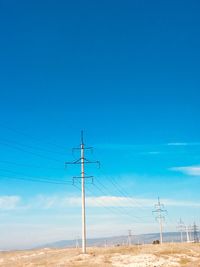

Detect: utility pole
[127,230,132,246]
[65,131,99,254]
[177,218,185,243]
[152,197,167,244]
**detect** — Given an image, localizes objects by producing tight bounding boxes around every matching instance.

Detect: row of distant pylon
[177,218,199,243]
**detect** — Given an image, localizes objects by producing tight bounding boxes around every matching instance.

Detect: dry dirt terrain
[0,243,200,267]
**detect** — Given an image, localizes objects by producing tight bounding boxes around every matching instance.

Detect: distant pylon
[188,225,193,242]
[104,239,108,248]
[185,225,190,243]
[75,236,80,249]
[127,230,132,246]
[177,218,185,242]
[192,222,199,243]
[152,197,167,244]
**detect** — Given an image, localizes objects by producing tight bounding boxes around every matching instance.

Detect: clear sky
[0,0,200,249]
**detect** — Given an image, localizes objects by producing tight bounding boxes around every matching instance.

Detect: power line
[0,160,62,170]
[0,140,62,163]
[97,171,151,211]
[86,185,150,229]
[86,185,134,220]
[0,122,67,152]
[0,137,66,156]
[0,174,71,185]
[73,183,142,239]
[92,179,148,222]
[0,168,71,185]
[92,182,142,222]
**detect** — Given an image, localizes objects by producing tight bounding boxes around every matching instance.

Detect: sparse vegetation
[153,240,160,244]
[179,258,191,265]
[0,243,199,266]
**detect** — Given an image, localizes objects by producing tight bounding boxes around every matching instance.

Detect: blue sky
[0,0,200,249]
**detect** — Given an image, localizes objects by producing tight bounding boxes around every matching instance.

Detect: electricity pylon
[152,197,167,244]
[188,225,193,242]
[127,230,132,246]
[192,222,199,243]
[104,239,108,248]
[177,218,185,242]
[185,225,190,243]
[65,131,100,254]
[75,236,80,249]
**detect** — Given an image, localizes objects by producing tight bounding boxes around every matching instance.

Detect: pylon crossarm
[65,158,82,165]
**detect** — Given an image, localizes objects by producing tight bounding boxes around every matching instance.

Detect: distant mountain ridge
[38,232,187,249]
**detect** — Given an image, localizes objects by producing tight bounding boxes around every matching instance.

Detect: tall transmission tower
[75,236,80,249]
[188,225,193,242]
[65,131,100,254]
[152,197,167,244]
[185,225,190,243]
[177,218,185,242]
[192,222,199,243]
[127,230,132,246]
[104,239,108,248]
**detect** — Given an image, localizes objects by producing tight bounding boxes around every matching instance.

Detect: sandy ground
[0,243,200,267]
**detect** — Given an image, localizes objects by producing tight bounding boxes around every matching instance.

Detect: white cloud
[167,142,188,146]
[36,195,59,209]
[164,199,200,207]
[95,143,138,150]
[2,194,200,211]
[35,195,154,208]
[32,195,200,209]
[0,196,21,210]
[171,165,200,176]
[145,151,160,155]
[87,197,200,208]
[1,194,200,250]
[167,142,200,146]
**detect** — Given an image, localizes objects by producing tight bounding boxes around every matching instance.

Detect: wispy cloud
[167,142,188,146]
[95,143,141,150]
[0,196,21,210]
[95,143,163,156]
[167,142,200,146]
[2,194,200,211]
[30,195,200,209]
[142,151,160,155]
[97,142,200,150]
[171,165,200,176]
[164,199,200,207]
